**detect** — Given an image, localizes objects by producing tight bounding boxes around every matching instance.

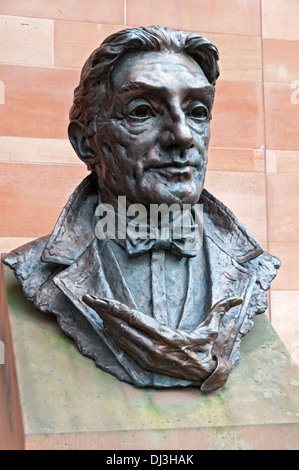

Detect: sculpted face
[92,51,215,206]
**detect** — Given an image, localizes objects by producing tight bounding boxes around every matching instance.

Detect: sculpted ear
[68,120,96,164]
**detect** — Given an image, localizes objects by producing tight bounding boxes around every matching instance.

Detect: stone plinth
[1,262,299,450]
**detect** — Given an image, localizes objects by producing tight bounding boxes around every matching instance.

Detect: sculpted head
[68,26,219,206]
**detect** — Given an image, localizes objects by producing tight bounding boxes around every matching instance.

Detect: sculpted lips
[146,159,201,177]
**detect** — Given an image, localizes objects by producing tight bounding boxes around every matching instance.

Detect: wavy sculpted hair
[69,25,220,140]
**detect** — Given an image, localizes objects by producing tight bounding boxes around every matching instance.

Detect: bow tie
[126,236,198,259]
[94,196,202,259]
[125,216,201,259]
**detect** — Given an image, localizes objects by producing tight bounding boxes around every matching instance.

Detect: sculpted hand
[83,294,243,386]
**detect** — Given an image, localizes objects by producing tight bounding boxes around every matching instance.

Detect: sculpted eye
[186,103,208,121]
[128,103,154,120]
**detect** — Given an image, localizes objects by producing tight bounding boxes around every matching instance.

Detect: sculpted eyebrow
[193,84,214,95]
[119,80,214,96]
[119,80,162,94]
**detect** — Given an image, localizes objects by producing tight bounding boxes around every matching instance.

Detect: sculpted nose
[160,113,195,151]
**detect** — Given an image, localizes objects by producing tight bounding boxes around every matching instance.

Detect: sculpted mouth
[155,165,194,176]
[147,161,200,176]
[152,160,198,168]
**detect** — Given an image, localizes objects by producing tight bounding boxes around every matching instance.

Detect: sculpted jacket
[3,172,280,390]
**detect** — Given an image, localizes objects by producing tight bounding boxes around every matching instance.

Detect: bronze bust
[3,26,280,392]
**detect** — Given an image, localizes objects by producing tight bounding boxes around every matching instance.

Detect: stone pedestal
[1,261,299,450]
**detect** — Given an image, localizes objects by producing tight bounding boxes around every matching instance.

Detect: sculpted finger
[99,316,193,377]
[83,295,148,330]
[200,296,243,326]
[105,316,157,352]
[83,294,153,327]
[92,297,181,343]
[113,334,168,374]
[83,294,109,312]
[101,318,174,374]
[83,294,148,319]
[191,296,243,342]
[83,295,188,346]
[113,332,193,379]
[210,296,243,314]
[82,298,136,345]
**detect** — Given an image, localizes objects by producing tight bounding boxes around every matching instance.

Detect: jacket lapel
[204,235,255,308]
[52,238,138,326]
[52,237,150,385]
[41,173,99,266]
[204,234,257,361]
